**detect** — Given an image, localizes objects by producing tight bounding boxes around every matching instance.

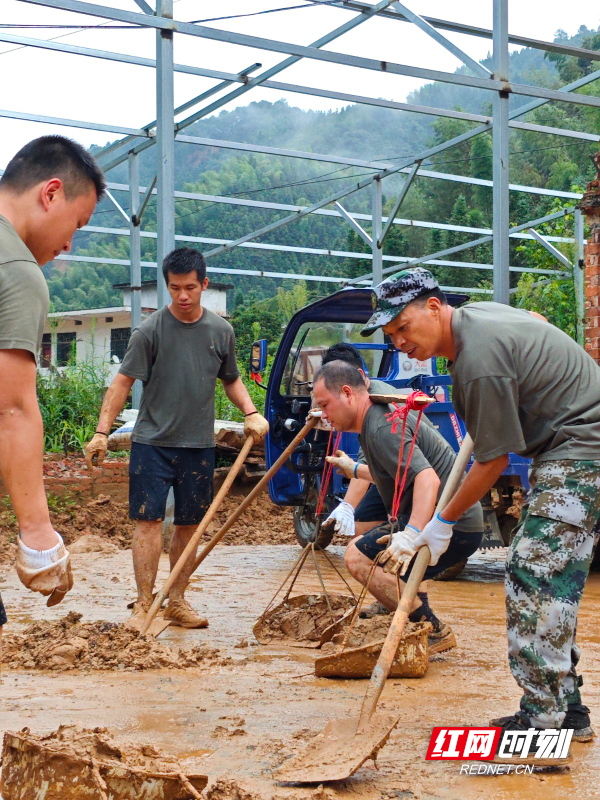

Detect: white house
[41,279,232,383]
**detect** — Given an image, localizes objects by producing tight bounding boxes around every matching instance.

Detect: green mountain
[46,24,600,342]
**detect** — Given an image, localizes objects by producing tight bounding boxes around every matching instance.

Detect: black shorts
[354,524,483,581]
[129,442,215,526]
[354,483,388,523]
[0,592,6,626]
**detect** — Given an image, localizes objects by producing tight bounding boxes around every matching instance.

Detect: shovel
[275,433,474,783]
[139,413,320,637]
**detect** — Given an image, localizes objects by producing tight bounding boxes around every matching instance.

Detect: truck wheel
[433,559,468,581]
[292,503,335,550]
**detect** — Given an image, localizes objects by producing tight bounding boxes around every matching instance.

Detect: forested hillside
[46,24,600,342]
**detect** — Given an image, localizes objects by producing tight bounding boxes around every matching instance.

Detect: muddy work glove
[323,501,355,537]
[16,532,74,607]
[413,513,456,567]
[244,412,269,443]
[85,432,108,470]
[325,450,357,481]
[377,525,420,575]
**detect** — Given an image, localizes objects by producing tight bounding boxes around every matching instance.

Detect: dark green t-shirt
[0,214,48,360]
[359,403,483,532]
[448,302,600,464]
[120,305,240,448]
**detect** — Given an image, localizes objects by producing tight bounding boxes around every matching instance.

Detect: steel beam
[391,2,491,78]
[492,0,510,304]
[574,209,585,348]
[348,208,574,285]
[155,0,174,307]
[379,161,420,246]
[21,1,600,109]
[528,228,573,271]
[371,179,383,286]
[0,107,150,137]
[105,190,130,224]
[128,153,142,408]
[334,202,372,246]
[133,0,153,13]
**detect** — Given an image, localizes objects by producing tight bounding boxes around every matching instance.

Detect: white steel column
[128,153,142,409]
[156,0,175,307]
[492,0,510,304]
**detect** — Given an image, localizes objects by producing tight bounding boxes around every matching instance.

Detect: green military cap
[361,267,439,337]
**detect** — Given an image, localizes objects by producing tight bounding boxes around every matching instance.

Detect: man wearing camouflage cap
[362,266,600,749]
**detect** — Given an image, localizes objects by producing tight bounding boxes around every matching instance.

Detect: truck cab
[255,287,529,554]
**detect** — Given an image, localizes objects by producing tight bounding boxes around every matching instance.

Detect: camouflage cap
[360,267,439,337]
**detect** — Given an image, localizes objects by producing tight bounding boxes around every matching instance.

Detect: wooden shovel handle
[357,433,474,728]
[192,414,319,573]
[140,436,255,635]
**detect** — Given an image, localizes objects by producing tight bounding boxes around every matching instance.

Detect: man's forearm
[442,454,509,522]
[344,476,371,508]
[96,377,133,434]
[407,468,440,531]
[223,377,257,416]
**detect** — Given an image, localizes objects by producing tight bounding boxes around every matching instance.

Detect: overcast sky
[1,1,599,169]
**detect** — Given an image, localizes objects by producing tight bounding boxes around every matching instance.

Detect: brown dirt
[0,725,207,800]
[254,594,355,645]
[2,610,232,672]
[202,493,295,546]
[320,614,393,651]
[205,778,266,800]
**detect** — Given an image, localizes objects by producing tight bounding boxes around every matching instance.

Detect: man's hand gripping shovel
[275,432,474,783]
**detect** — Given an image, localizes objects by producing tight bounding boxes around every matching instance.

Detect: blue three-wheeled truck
[250,288,531,577]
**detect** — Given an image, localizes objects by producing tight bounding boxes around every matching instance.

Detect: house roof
[47,307,131,319]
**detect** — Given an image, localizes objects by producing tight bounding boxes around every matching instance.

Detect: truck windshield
[281,322,384,396]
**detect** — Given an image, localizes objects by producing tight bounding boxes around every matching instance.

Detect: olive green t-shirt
[359,403,483,532]
[0,214,48,360]
[448,302,600,465]
[120,305,240,448]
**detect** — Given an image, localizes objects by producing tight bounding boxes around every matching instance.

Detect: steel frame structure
[7,0,596,341]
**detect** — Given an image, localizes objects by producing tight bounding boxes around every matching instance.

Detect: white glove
[16,531,74,607]
[244,412,269,443]
[377,525,420,575]
[413,513,456,566]
[323,502,355,537]
[325,450,357,481]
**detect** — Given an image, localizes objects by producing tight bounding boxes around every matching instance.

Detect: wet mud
[320,613,393,650]
[0,545,599,800]
[2,611,230,672]
[254,595,355,645]
[0,724,207,800]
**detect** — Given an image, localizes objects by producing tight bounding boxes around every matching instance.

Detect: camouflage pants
[506,459,600,728]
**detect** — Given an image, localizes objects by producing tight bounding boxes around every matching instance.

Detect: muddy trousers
[505,459,600,729]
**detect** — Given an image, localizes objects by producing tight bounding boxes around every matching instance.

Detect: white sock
[18,532,64,568]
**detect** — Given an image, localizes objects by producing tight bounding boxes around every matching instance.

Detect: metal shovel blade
[123,613,172,639]
[275,713,400,784]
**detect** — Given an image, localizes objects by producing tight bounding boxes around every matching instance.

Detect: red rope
[386,392,428,524]
[315,428,342,517]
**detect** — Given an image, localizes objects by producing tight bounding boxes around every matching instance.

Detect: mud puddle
[2,611,231,672]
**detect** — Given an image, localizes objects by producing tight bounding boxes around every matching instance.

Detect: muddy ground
[1,528,599,800]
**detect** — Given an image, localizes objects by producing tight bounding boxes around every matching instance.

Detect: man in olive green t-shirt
[362,266,600,749]
[0,136,104,609]
[313,359,484,655]
[85,248,269,629]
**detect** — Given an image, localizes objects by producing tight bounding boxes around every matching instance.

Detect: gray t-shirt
[356,379,402,465]
[448,302,600,464]
[120,305,240,448]
[0,214,49,360]
[360,403,483,532]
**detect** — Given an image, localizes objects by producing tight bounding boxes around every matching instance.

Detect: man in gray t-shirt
[0,136,104,611]
[362,266,600,744]
[86,248,268,629]
[313,359,483,655]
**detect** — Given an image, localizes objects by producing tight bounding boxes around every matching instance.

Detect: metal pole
[574,209,586,348]
[371,179,384,349]
[156,0,174,308]
[128,153,142,410]
[492,0,510,304]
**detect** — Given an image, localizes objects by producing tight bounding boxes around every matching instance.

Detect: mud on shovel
[138,413,320,637]
[275,434,474,784]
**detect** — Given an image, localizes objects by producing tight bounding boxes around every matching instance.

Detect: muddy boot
[359,601,390,619]
[164,599,208,629]
[408,595,456,655]
[491,703,594,743]
[490,712,572,766]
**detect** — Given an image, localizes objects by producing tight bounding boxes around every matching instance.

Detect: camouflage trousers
[506,459,600,728]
